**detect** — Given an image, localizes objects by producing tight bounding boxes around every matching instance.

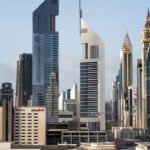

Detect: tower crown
[122,33,132,51]
[145,9,150,27]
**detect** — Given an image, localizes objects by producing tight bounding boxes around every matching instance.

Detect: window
[51,0,57,4]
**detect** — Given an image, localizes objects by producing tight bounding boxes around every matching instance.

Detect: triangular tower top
[145,8,150,27]
[122,33,132,51]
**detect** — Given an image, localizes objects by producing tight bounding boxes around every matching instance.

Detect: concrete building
[2,100,13,142]
[80,142,116,150]
[128,85,138,128]
[0,142,77,150]
[120,33,133,127]
[46,72,59,120]
[32,0,59,107]
[14,107,46,145]
[136,142,150,150]
[59,84,78,117]
[141,9,150,130]
[79,6,105,130]
[16,53,32,107]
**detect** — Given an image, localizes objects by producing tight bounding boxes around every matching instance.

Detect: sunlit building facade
[80,19,105,130]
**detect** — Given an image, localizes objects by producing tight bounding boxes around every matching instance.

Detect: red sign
[31,108,44,112]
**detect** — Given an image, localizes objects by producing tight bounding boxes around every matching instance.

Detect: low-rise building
[136,142,150,150]
[14,107,46,145]
[80,142,116,150]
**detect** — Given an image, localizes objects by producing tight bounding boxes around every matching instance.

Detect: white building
[14,107,46,145]
[0,143,40,150]
[80,142,116,150]
[136,142,150,150]
[80,18,105,130]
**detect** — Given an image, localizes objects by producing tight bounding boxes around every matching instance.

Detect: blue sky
[0,0,149,100]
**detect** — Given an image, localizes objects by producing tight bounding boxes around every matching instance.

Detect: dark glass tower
[16,53,32,106]
[0,83,13,141]
[0,82,13,104]
[32,0,59,106]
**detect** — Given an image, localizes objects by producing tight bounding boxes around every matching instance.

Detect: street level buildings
[32,0,59,107]
[80,18,105,130]
[16,53,32,107]
[14,107,46,145]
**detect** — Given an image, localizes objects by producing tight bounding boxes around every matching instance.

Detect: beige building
[0,107,2,141]
[14,107,46,145]
[80,142,116,150]
[136,142,150,150]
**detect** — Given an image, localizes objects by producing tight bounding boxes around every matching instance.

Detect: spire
[147,8,150,18]
[122,33,132,51]
[79,0,82,35]
[145,8,150,27]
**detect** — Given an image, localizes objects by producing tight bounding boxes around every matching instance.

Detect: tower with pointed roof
[141,9,150,130]
[120,33,133,127]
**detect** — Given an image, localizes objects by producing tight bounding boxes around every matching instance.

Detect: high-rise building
[120,33,133,127]
[141,9,150,130]
[112,70,122,126]
[79,18,105,130]
[2,100,13,142]
[16,53,32,107]
[0,82,13,105]
[32,0,59,106]
[14,107,46,145]
[128,85,137,128]
[112,82,118,125]
[46,73,58,119]
[58,84,78,117]
[137,59,142,128]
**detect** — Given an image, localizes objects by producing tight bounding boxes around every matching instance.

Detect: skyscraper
[120,33,133,127]
[2,99,13,142]
[46,73,58,119]
[32,0,59,107]
[79,17,105,130]
[137,59,142,128]
[141,9,150,130]
[16,53,32,106]
[0,82,13,105]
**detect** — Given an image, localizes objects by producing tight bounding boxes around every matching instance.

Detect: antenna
[79,0,82,35]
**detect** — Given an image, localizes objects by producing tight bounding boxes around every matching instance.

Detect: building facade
[141,10,150,130]
[46,73,58,119]
[2,100,13,142]
[80,19,105,130]
[120,33,133,127]
[14,107,46,145]
[0,82,13,105]
[16,53,32,107]
[32,0,59,106]
[137,59,142,128]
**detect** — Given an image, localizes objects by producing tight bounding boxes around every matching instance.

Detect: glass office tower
[32,0,59,107]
